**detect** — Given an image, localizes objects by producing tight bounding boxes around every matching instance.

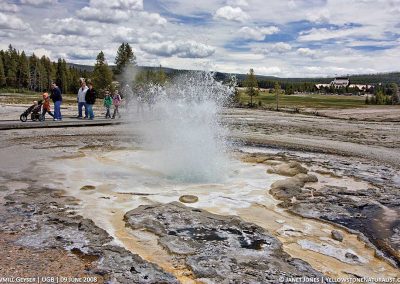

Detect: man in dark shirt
[50,82,62,121]
[85,82,97,120]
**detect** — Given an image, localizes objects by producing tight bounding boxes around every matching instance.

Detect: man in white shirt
[77,78,89,119]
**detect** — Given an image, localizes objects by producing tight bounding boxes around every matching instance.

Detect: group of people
[37,79,123,121]
[76,79,122,120]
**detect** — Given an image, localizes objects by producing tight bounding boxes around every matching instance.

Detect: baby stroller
[20,100,44,122]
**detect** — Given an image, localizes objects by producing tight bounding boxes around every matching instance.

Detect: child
[112,90,122,119]
[104,91,112,119]
[41,93,54,120]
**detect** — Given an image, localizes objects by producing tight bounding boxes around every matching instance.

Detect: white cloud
[0,1,19,12]
[0,30,14,37]
[254,42,292,54]
[89,0,143,10]
[238,26,279,41]
[148,32,164,41]
[40,34,87,47]
[306,9,330,23]
[0,12,30,30]
[141,40,215,58]
[32,48,52,59]
[270,42,291,53]
[304,65,376,77]
[287,0,296,9]
[297,47,317,58]
[256,66,282,76]
[298,26,384,42]
[112,26,141,43]
[67,49,99,60]
[226,0,248,6]
[20,0,56,6]
[139,12,167,26]
[52,18,103,36]
[77,7,131,23]
[214,6,249,22]
[76,0,144,23]
[3,0,400,77]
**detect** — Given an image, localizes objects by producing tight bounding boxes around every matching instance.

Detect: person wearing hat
[41,92,54,120]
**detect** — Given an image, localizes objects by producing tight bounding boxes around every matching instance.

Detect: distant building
[315,78,373,94]
[331,77,349,88]
[348,84,372,91]
[315,83,331,89]
[315,77,350,90]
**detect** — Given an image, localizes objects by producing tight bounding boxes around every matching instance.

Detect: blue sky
[0,0,400,77]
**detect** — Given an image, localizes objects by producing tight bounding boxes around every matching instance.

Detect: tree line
[2,43,399,105]
[366,83,399,105]
[241,68,400,107]
[0,43,168,96]
[0,44,91,94]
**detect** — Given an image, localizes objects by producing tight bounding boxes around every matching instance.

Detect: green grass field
[1,90,367,110]
[240,91,367,109]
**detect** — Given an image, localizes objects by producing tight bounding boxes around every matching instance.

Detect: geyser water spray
[127,71,236,183]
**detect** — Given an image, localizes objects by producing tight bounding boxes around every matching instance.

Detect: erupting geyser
[128,72,236,183]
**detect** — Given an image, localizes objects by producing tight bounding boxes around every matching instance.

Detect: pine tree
[5,45,18,87]
[62,59,69,93]
[17,51,29,90]
[93,51,113,94]
[285,83,294,95]
[40,56,52,91]
[156,65,167,85]
[56,58,67,93]
[45,57,55,89]
[114,43,136,75]
[125,43,136,65]
[0,55,5,87]
[389,83,399,104]
[37,60,47,92]
[233,87,240,105]
[274,81,281,111]
[114,44,124,75]
[244,68,258,107]
[375,90,386,105]
[29,53,38,91]
[68,66,80,94]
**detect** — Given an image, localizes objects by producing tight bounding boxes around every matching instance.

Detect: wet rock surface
[297,240,366,265]
[0,232,107,283]
[0,174,178,284]
[178,194,199,203]
[286,184,400,267]
[80,185,96,191]
[267,161,308,176]
[270,173,318,200]
[2,110,400,281]
[260,150,400,267]
[331,230,344,242]
[124,202,327,283]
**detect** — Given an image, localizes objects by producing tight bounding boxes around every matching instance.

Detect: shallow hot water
[47,147,400,280]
